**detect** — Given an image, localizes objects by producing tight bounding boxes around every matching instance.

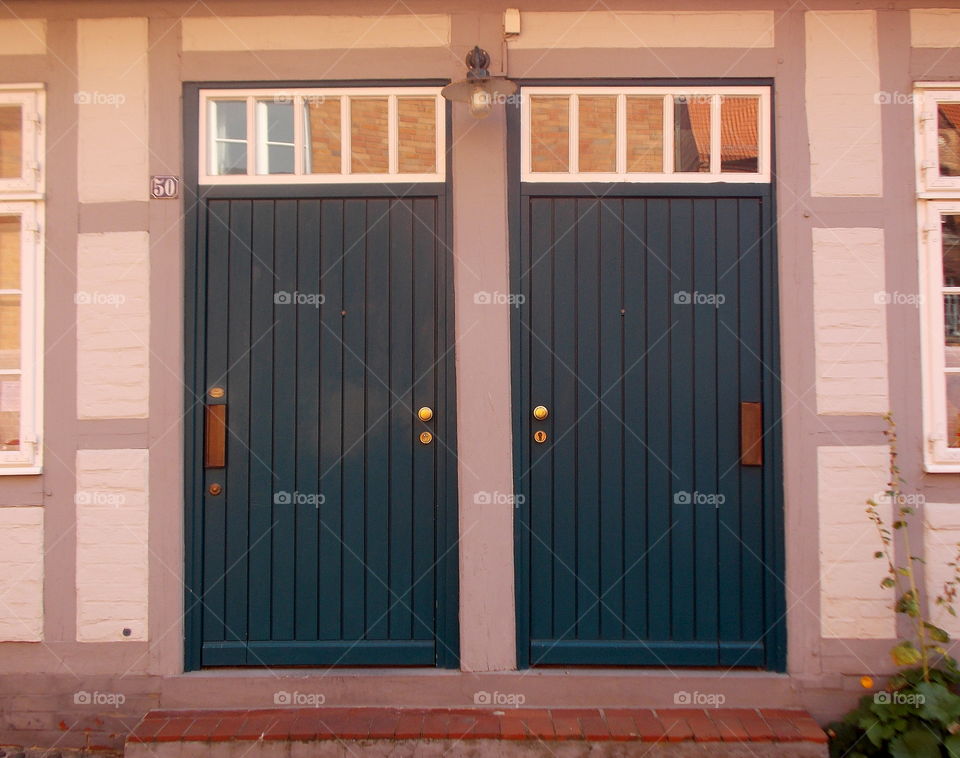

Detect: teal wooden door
[188,194,457,667]
[514,190,784,669]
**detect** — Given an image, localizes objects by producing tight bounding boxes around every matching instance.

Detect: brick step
[126,707,828,757]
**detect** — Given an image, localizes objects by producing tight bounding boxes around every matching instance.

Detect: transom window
[520,86,770,183]
[918,87,960,196]
[199,88,445,184]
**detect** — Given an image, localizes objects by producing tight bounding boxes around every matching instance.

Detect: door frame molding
[506,78,785,671]
[182,80,459,671]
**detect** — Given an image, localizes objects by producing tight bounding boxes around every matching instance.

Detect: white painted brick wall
[910,9,960,48]
[818,445,895,639]
[76,231,150,419]
[924,503,960,640]
[812,227,888,415]
[805,11,882,197]
[77,18,148,202]
[76,449,148,642]
[0,506,43,641]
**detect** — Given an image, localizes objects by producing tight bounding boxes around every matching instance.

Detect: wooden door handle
[740,402,763,466]
[205,404,227,468]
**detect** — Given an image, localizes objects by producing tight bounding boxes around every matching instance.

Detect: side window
[0,87,43,474]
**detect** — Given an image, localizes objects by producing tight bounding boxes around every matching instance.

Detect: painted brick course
[812,228,888,415]
[817,445,894,639]
[75,449,149,642]
[76,232,150,419]
[0,505,43,641]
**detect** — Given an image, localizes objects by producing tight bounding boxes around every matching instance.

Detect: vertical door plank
[715,198,743,645]
[668,199,695,644]
[294,199,321,641]
[318,199,345,641]
[692,199,719,648]
[224,200,252,647]
[202,200,231,643]
[388,199,415,640]
[528,197,555,642]
[644,198,672,642]
[411,197,437,642]
[738,198,765,646]
[271,199,298,641]
[550,198,578,646]
[364,199,392,640]
[598,199,625,640]
[622,198,648,642]
[341,198,368,641]
[247,200,276,642]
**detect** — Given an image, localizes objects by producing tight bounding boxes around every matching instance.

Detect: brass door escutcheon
[533,430,547,443]
[208,483,223,496]
[419,431,433,445]
[418,406,434,422]
[532,405,549,420]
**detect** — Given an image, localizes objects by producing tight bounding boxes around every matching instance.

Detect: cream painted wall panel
[0,506,43,641]
[924,504,960,639]
[818,446,894,639]
[0,19,46,55]
[812,228,888,415]
[77,232,149,419]
[805,11,882,197]
[76,449,148,642]
[508,11,774,49]
[182,15,450,52]
[911,10,960,48]
[77,18,148,203]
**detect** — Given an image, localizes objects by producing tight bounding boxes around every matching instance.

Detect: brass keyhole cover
[419,431,433,445]
[208,483,223,496]
[533,430,547,443]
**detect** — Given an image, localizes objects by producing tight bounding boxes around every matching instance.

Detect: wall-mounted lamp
[441,46,517,120]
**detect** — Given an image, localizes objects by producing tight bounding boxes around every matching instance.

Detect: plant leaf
[924,622,952,644]
[889,728,941,758]
[891,640,923,666]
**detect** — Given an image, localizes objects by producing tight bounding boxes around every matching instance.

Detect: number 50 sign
[151,175,180,199]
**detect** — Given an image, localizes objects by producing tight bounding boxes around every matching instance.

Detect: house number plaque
[151,175,180,199]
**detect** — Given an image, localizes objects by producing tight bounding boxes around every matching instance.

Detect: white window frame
[920,201,960,470]
[0,202,43,474]
[0,87,43,197]
[199,88,445,185]
[0,84,44,474]
[520,86,771,183]
[916,84,960,197]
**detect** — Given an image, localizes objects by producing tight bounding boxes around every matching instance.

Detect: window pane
[942,214,960,287]
[720,96,759,173]
[948,374,960,447]
[0,106,21,180]
[215,141,247,175]
[0,293,19,370]
[578,95,616,173]
[0,216,20,291]
[350,98,389,174]
[625,96,663,173]
[397,98,436,174]
[0,376,19,451]
[214,101,246,140]
[260,101,293,144]
[674,95,710,173]
[265,144,294,175]
[939,103,960,178]
[530,96,569,172]
[305,97,341,174]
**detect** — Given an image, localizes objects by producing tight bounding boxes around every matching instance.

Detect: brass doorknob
[418,406,434,422]
[532,405,549,420]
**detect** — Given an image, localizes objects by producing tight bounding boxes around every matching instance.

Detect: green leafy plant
[827,414,960,758]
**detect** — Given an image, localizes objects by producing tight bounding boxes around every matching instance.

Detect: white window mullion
[616,94,626,176]
[710,94,721,175]
[388,95,399,175]
[293,96,305,176]
[341,96,352,176]
[663,95,675,175]
[245,97,255,176]
[569,94,579,174]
